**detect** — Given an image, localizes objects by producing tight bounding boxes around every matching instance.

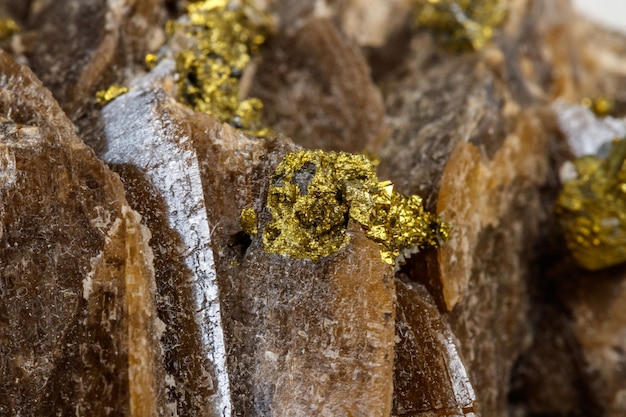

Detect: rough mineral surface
[190,101,397,416]
[249,17,389,152]
[23,0,166,153]
[394,280,478,416]
[101,83,231,416]
[0,50,164,415]
[4,0,626,416]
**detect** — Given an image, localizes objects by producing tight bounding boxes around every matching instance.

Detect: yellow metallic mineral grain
[581,97,615,118]
[257,150,449,264]
[240,207,258,236]
[166,0,272,137]
[415,0,508,51]
[96,84,130,105]
[556,138,626,270]
[144,53,159,70]
[0,18,19,40]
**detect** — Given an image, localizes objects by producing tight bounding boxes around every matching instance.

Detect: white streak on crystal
[101,89,232,416]
[0,145,17,189]
[438,332,476,410]
[83,217,123,301]
[554,101,626,157]
[82,255,98,301]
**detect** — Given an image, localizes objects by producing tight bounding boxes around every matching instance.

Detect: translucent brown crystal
[0,50,164,416]
[249,17,389,152]
[101,86,231,415]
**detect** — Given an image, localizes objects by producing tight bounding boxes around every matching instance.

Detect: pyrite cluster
[556,138,626,270]
[244,150,449,265]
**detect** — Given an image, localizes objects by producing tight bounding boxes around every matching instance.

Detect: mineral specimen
[394,281,478,416]
[249,17,389,152]
[101,86,232,415]
[560,266,626,416]
[226,224,396,416]
[4,0,626,416]
[555,101,626,158]
[376,2,552,414]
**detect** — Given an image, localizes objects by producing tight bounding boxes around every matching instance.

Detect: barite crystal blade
[0,50,164,416]
[101,88,232,416]
[394,281,478,416]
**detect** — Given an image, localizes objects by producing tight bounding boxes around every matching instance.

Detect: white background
[573,0,626,33]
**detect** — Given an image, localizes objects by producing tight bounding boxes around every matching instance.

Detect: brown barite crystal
[23,0,166,152]
[100,82,232,416]
[249,17,389,152]
[0,51,164,415]
[394,280,478,416]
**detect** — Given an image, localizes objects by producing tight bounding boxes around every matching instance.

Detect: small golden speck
[145,53,159,70]
[581,97,615,118]
[96,84,129,105]
[240,207,259,237]
[0,19,19,41]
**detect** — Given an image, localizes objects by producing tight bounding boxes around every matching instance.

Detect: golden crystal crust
[259,150,449,264]
[169,0,272,137]
[415,0,508,51]
[556,138,626,270]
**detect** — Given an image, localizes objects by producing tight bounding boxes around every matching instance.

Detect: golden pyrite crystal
[415,0,508,51]
[240,207,258,237]
[0,18,19,40]
[556,138,626,270]
[581,97,615,118]
[96,84,129,105]
[169,0,272,137]
[252,150,449,265]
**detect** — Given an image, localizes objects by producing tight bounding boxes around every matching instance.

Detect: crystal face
[556,138,626,270]
[257,150,450,264]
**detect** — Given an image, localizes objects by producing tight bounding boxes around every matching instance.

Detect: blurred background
[573,0,626,33]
